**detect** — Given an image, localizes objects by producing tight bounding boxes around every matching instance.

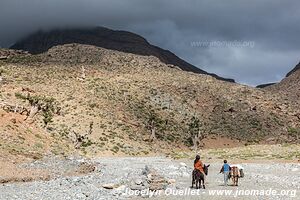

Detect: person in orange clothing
[192,154,209,188]
[194,155,204,173]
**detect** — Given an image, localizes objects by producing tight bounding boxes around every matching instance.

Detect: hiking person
[220,160,231,186]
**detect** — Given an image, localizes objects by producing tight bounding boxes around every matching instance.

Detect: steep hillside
[264,62,300,106]
[10,27,234,82]
[0,44,299,158]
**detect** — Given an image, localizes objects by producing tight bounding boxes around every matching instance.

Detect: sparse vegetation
[0,44,299,158]
[15,93,60,127]
[0,68,6,76]
[288,127,300,141]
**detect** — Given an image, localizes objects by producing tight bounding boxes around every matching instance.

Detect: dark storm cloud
[1,0,300,85]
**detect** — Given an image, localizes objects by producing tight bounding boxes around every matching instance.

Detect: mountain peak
[11,27,234,82]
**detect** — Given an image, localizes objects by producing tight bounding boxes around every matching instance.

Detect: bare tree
[0,102,28,115]
[0,69,3,83]
[188,116,205,151]
[149,118,157,141]
[146,111,163,142]
[27,101,39,120]
[73,122,94,149]
[76,66,87,81]
[81,66,86,80]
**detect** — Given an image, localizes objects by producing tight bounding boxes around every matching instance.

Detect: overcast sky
[1,0,299,86]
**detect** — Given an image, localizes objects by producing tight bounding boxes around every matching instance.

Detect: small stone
[149,183,167,191]
[116,185,126,191]
[168,179,176,184]
[179,162,187,167]
[130,184,146,191]
[134,179,143,185]
[103,183,118,189]
[291,168,298,172]
[147,174,152,180]
[10,118,17,124]
[168,165,179,170]
[113,185,127,195]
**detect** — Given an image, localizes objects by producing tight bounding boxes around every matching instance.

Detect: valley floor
[0,152,299,200]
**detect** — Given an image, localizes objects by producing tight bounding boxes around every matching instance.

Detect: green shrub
[81,139,93,147]
[15,93,59,126]
[111,145,119,153]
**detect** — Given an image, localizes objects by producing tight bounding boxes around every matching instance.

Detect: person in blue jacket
[220,160,231,186]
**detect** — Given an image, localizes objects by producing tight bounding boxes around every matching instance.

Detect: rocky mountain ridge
[256,61,300,88]
[11,27,234,82]
[263,62,300,106]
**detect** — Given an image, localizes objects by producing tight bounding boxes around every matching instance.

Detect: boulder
[75,162,96,174]
[129,165,170,191]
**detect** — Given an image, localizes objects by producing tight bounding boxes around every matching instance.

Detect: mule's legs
[193,170,201,189]
[191,170,195,188]
[192,175,195,188]
[232,176,238,186]
[196,176,201,189]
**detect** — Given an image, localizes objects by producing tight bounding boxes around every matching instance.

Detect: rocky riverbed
[0,156,299,200]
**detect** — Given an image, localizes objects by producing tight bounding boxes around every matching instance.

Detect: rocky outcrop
[0,49,29,60]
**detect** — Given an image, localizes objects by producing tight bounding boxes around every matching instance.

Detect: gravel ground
[0,157,299,200]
